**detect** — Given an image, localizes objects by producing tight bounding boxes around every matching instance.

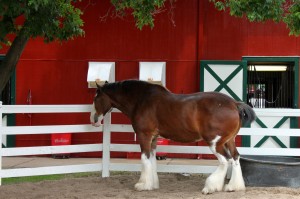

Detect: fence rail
[0,103,299,185]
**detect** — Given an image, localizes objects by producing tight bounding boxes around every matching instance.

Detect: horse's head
[90,82,112,127]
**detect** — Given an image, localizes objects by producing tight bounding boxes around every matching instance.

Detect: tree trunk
[0,31,29,92]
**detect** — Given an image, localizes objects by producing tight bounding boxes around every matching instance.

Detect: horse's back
[153,92,241,142]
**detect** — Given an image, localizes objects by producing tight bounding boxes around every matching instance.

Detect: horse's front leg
[135,133,159,191]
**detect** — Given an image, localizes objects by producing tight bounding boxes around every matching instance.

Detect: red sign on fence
[51,133,71,159]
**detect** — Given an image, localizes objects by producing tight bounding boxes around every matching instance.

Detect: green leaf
[210,0,300,36]
[0,0,84,47]
[111,0,167,30]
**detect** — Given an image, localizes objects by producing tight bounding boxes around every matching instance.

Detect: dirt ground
[0,173,299,199]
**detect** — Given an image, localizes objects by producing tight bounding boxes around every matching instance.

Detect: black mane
[102,80,166,94]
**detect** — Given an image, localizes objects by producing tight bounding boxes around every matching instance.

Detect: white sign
[139,62,166,86]
[87,62,115,88]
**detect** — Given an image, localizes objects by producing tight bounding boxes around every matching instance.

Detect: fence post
[0,101,2,185]
[102,112,111,177]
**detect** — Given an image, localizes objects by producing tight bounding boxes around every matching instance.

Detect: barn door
[200,60,247,101]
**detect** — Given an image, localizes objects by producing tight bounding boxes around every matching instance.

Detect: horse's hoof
[224,184,246,192]
[135,182,153,191]
[202,187,218,195]
[202,180,224,194]
[202,187,211,195]
[202,187,222,195]
[202,183,225,194]
[224,184,234,192]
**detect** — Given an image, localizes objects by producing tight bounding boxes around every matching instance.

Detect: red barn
[1,0,299,157]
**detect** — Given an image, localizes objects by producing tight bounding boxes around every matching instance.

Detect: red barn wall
[1,0,300,157]
[200,2,299,60]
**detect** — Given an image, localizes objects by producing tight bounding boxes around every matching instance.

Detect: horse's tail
[236,102,256,125]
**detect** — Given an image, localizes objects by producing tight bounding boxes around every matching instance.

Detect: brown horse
[90,80,256,194]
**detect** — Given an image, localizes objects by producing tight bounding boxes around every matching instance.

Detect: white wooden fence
[0,102,300,185]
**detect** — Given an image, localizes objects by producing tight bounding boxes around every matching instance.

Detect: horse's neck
[105,81,167,117]
[106,90,138,117]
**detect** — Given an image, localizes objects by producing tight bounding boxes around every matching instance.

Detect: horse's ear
[95,82,102,90]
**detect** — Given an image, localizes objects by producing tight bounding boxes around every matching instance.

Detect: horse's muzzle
[90,112,103,127]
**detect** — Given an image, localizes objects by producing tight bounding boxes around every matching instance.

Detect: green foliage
[210,0,300,36]
[284,1,300,36]
[111,0,166,30]
[0,0,84,48]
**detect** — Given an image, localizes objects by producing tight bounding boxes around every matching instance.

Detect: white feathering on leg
[202,154,228,194]
[150,150,159,189]
[224,156,246,192]
[202,136,228,194]
[135,153,154,191]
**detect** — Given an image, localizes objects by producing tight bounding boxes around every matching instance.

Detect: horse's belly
[158,128,203,143]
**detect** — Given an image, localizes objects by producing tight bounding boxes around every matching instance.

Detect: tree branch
[0,28,29,92]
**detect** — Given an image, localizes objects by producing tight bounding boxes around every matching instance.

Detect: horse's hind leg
[135,133,159,191]
[224,139,245,192]
[202,136,229,194]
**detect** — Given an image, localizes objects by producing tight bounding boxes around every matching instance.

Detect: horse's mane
[101,80,168,109]
[102,80,167,95]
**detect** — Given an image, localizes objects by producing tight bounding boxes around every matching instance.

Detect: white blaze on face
[90,102,103,127]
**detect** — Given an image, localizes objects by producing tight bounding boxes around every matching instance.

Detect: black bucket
[240,155,300,188]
